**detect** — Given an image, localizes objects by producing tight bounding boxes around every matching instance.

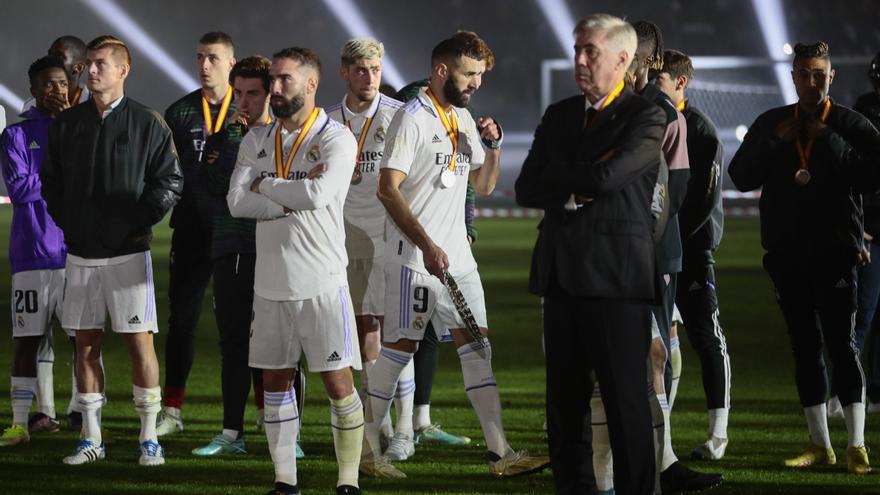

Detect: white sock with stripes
[35,333,56,419]
[11,376,37,425]
[458,340,508,456]
[362,347,410,458]
[265,388,299,487]
[361,360,393,439]
[330,391,363,488]
[658,393,678,470]
[77,392,104,444]
[394,359,415,438]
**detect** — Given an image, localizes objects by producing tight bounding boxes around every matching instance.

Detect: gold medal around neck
[351,169,363,185]
[794,169,811,186]
[439,168,456,188]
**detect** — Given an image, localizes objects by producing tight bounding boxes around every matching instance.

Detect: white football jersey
[227,108,357,301]
[380,90,485,277]
[326,93,402,259]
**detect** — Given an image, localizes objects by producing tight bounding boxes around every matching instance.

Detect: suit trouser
[544,285,654,495]
[212,253,263,433]
[675,259,731,409]
[652,273,677,397]
[763,250,864,407]
[164,203,214,392]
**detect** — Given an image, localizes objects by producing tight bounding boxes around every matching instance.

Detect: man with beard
[158,32,237,436]
[189,55,271,457]
[326,38,414,459]
[730,41,880,475]
[22,36,90,113]
[359,30,549,479]
[228,47,362,495]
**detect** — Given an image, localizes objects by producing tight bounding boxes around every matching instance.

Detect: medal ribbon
[201,86,233,136]
[793,98,832,172]
[274,107,320,179]
[342,105,376,173]
[69,87,83,107]
[586,80,625,127]
[426,87,459,172]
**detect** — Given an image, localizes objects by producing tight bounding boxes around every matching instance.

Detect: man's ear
[677,75,689,91]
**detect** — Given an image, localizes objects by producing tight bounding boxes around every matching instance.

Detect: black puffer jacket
[854,91,880,241]
[42,96,183,258]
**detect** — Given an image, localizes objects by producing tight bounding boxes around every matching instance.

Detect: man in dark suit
[515,13,665,495]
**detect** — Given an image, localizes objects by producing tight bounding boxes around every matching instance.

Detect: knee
[650,338,667,371]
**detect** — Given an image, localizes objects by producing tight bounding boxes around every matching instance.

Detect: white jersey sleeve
[227,129,287,220]
[464,116,486,170]
[381,108,423,176]
[258,128,357,211]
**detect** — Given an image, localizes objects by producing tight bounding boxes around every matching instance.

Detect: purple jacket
[0,107,66,273]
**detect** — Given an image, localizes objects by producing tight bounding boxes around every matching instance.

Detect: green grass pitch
[0,212,878,494]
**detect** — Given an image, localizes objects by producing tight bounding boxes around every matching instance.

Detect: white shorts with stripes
[249,286,362,372]
[347,256,385,316]
[11,268,71,338]
[61,252,158,333]
[383,264,487,344]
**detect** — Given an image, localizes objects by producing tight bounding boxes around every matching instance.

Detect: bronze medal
[351,168,363,185]
[794,169,811,186]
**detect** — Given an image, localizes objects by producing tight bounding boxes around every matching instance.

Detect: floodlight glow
[750,0,797,103]
[80,0,199,92]
[319,0,405,89]
[735,125,748,142]
[783,43,793,56]
[0,83,25,112]
[536,0,578,56]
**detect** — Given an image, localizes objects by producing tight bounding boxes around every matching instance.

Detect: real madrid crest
[307,144,321,163]
[374,126,385,143]
[413,316,425,330]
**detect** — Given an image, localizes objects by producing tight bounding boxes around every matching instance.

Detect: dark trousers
[854,242,880,402]
[213,253,262,433]
[544,286,654,495]
[413,323,440,407]
[675,259,731,409]
[763,250,864,407]
[652,272,677,397]
[164,205,214,393]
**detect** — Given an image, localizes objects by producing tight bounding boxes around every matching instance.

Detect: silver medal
[794,169,811,186]
[351,169,362,185]
[439,168,455,188]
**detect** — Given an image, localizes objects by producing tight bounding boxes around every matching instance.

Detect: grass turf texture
[0,213,877,494]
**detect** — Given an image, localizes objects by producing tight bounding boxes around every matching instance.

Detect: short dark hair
[28,55,66,86]
[87,35,131,65]
[431,31,495,71]
[632,20,664,70]
[230,55,271,93]
[661,49,693,82]
[793,41,830,65]
[199,32,235,52]
[50,35,86,63]
[273,47,322,79]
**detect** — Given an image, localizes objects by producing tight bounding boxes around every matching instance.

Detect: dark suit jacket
[515,88,666,300]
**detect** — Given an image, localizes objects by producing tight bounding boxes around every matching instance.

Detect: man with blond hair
[516,14,665,494]
[42,35,182,466]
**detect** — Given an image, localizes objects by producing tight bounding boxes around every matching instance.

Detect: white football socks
[458,340,508,456]
[35,333,56,418]
[669,336,681,410]
[708,407,729,439]
[133,385,161,443]
[658,393,678,471]
[77,392,105,444]
[394,360,415,438]
[843,401,866,448]
[265,388,300,487]
[330,391,363,488]
[804,404,831,448]
[413,404,431,432]
[11,376,37,425]
[362,347,410,458]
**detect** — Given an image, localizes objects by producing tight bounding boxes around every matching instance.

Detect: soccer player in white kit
[359,31,549,479]
[326,38,417,461]
[227,47,363,495]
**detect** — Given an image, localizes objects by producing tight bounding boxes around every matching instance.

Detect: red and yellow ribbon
[343,108,375,172]
[793,98,832,173]
[676,98,687,112]
[274,107,320,179]
[586,80,625,127]
[202,86,233,136]
[69,87,82,107]
[426,87,459,172]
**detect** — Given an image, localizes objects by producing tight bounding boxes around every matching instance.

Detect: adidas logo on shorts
[257,149,267,158]
[327,351,341,362]
[128,315,141,325]
[432,134,443,143]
